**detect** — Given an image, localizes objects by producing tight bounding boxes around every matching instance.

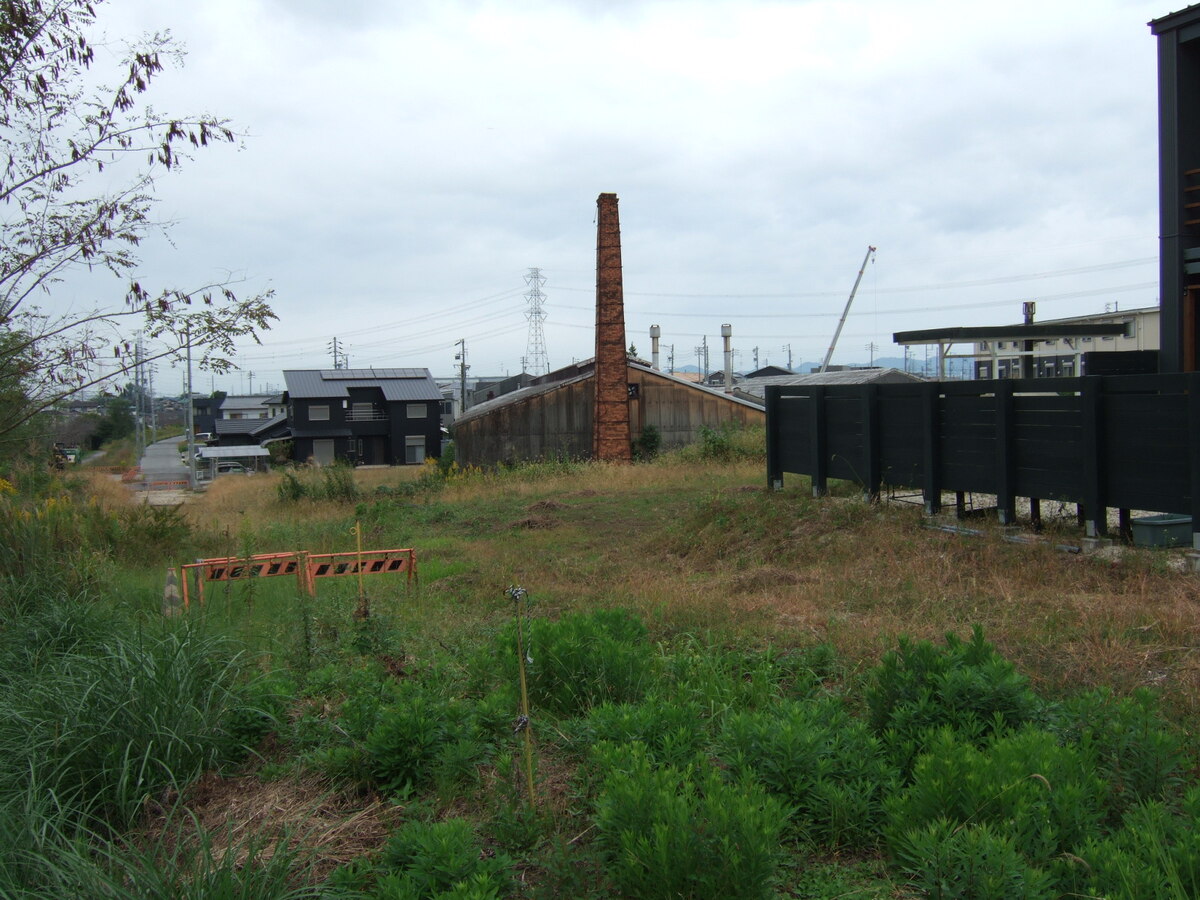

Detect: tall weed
[0,599,268,831]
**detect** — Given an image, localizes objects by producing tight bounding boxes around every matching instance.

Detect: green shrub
[374,818,513,899]
[675,422,766,463]
[493,609,652,717]
[590,744,785,900]
[892,819,1055,900]
[1059,787,1200,899]
[365,684,509,795]
[719,697,896,849]
[1050,688,1186,820]
[866,626,1041,773]
[886,728,1107,869]
[572,697,709,769]
[632,424,661,460]
[654,641,827,718]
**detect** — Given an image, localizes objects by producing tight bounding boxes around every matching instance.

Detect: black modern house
[282,368,444,466]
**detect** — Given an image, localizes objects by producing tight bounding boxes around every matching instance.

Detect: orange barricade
[180,548,416,608]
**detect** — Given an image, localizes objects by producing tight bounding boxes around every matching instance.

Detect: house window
[405,435,425,464]
[407,403,426,419]
[309,404,330,421]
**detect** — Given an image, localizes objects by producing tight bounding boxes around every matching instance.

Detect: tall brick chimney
[593,192,632,462]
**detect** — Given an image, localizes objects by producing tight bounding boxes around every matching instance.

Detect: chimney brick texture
[593,193,632,462]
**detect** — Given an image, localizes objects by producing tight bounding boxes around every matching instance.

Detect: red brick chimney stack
[593,192,632,462]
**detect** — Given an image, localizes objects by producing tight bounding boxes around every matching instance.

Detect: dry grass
[74,470,138,508]
[144,770,400,881]
[165,457,1200,726]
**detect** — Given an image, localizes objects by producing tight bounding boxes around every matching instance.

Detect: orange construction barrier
[180,548,416,608]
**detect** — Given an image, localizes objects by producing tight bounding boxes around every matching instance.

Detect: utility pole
[524,267,550,376]
[1021,301,1036,379]
[134,333,145,464]
[328,337,345,369]
[866,342,878,366]
[455,339,469,413]
[668,344,675,374]
[148,363,157,443]
[185,326,196,490]
[753,346,759,370]
[247,371,255,394]
[782,344,793,371]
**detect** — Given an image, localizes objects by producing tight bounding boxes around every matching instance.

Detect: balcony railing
[345,408,388,422]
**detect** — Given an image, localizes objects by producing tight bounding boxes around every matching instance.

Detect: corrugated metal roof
[455,360,764,425]
[283,368,442,402]
[735,367,924,399]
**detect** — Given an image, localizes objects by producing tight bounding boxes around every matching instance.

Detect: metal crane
[818,245,877,373]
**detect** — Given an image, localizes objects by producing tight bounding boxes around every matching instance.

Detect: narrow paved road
[140,436,189,484]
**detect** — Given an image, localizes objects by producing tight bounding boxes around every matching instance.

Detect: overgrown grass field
[3,429,1199,898]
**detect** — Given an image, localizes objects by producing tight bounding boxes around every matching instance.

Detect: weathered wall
[454,366,765,466]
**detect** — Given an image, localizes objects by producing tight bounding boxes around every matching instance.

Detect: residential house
[282,368,443,466]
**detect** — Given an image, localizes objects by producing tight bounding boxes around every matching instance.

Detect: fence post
[863,384,881,502]
[922,381,942,515]
[994,380,1016,525]
[765,386,783,490]
[1189,373,1200,552]
[810,386,827,498]
[1080,377,1107,538]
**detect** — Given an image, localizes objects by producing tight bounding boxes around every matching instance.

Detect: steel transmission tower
[524,268,549,376]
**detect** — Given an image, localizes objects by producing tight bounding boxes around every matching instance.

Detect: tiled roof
[214,418,270,434]
[283,368,442,402]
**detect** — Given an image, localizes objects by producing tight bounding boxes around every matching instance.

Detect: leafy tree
[0,0,276,443]
[93,395,133,444]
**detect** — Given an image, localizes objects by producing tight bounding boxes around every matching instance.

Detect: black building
[282,368,443,466]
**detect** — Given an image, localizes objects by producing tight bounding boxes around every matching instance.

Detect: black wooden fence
[765,374,1200,548]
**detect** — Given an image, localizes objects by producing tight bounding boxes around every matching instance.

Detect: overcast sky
[67,0,1175,392]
